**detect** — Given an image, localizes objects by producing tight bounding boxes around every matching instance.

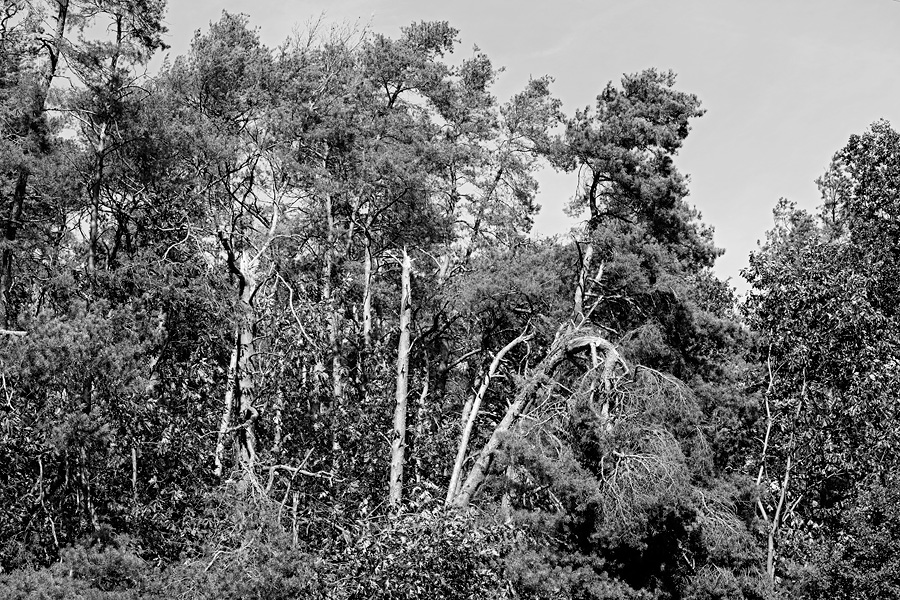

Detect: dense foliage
[744,120,900,598]
[0,2,895,598]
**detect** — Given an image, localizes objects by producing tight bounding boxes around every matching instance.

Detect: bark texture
[389,247,412,510]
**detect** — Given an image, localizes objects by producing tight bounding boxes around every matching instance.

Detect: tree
[0,13,768,598]
[0,0,70,327]
[744,121,900,596]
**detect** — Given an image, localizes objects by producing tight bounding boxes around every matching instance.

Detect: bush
[335,509,512,600]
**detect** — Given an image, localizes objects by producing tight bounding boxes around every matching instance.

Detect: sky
[151,0,900,293]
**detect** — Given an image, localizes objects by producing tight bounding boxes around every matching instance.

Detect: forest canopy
[1,3,898,599]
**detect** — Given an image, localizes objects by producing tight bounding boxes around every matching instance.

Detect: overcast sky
[152,0,900,292]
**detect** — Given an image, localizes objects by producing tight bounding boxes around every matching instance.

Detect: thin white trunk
[213,232,268,478]
[213,329,240,477]
[500,464,517,524]
[131,446,138,502]
[767,453,792,582]
[322,193,344,463]
[86,123,107,274]
[362,239,374,350]
[389,247,412,510]
[446,332,532,506]
[272,383,285,456]
[414,364,429,483]
[235,299,257,474]
[292,492,299,547]
[758,361,804,589]
[452,330,624,508]
[573,243,593,323]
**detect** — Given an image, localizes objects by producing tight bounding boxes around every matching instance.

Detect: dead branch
[451,326,625,508]
[446,330,533,506]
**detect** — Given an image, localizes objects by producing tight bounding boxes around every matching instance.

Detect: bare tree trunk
[573,243,593,323]
[757,359,804,589]
[213,225,272,479]
[291,491,299,547]
[235,275,258,476]
[595,337,623,428]
[500,464,517,524]
[358,236,376,407]
[362,236,374,351]
[389,247,412,510]
[413,362,429,484]
[451,342,565,509]
[767,454,791,582]
[272,382,285,456]
[322,193,344,468]
[214,328,240,477]
[78,446,99,530]
[451,330,624,508]
[131,446,138,502]
[324,193,342,400]
[446,332,532,506]
[86,123,107,274]
[222,307,258,480]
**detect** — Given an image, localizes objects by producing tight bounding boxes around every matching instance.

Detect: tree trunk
[362,236,374,351]
[451,330,624,508]
[86,123,107,274]
[413,365,430,484]
[214,328,239,477]
[767,453,791,583]
[757,360,804,589]
[78,446,99,530]
[322,192,344,467]
[451,343,565,508]
[213,246,261,479]
[446,332,532,506]
[235,273,258,476]
[573,243,593,324]
[131,446,138,502]
[389,246,412,510]
[272,374,285,456]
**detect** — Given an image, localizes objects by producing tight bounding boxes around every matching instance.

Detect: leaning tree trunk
[388,247,412,510]
[450,340,566,509]
[446,331,532,506]
[450,328,625,508]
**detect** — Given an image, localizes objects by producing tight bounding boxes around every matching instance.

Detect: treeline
[1,2,898,598]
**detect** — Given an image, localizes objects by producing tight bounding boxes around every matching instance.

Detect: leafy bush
[335,510,512,600]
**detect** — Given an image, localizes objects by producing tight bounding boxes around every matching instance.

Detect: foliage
[336,510,512,600]
[744,121,900,596]
[0,5,794,599]
[500,368,764,600]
